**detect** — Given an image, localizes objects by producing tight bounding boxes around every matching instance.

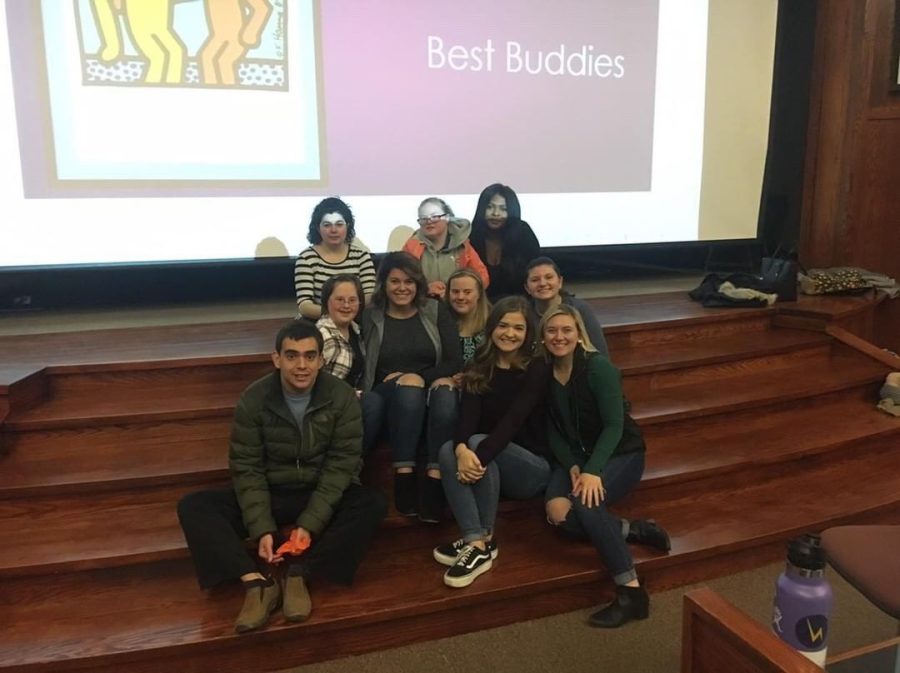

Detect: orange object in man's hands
[274,529,311,560]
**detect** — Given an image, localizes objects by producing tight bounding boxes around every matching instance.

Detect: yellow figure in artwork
[90,0,186,84]
[199,0,273,85]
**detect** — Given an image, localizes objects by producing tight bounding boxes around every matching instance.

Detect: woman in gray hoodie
[403,197,490,298]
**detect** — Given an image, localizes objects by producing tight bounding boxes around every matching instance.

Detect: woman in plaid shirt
[316,274,366,388]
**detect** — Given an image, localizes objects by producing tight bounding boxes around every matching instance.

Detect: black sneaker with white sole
[443,544,493,588]
[433,538,498,566]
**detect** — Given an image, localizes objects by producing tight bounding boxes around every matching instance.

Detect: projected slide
[11,0,657,195]
[27,0,321,184]
[0,0,777,267]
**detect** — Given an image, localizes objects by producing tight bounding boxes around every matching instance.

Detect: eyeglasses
[417,213,447,225]
[330,297,359,306]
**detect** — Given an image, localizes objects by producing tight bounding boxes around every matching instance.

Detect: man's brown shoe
[283,575,312,622]
[234,579,281,633]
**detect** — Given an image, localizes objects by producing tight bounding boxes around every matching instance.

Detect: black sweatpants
[177,484,387,589]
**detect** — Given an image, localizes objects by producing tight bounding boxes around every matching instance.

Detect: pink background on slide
[319,0,659,195]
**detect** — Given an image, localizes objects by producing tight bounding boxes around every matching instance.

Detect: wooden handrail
[826,325,900,369]
[682,587,823,673]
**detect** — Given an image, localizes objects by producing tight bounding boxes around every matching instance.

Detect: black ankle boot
[626,519,671,552]
[418,476,444,524]
[394,472,417,516]
[588,584,650,628]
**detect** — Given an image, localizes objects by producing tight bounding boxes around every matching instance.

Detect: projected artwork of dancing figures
[199,0,273,85]
[90,0,186,83]
[80,0,284,90]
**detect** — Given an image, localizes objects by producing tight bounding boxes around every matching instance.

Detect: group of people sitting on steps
[177,186,672,636]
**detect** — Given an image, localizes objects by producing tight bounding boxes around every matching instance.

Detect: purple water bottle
[771,534,833,666]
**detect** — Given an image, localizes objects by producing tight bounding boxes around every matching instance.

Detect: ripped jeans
[363,380,458,470]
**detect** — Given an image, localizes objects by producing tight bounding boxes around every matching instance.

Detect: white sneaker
[433,538,498,566]
[443,544,493,588]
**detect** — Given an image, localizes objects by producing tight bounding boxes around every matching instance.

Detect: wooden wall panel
[802,0,900,283]
[800,0,867,267]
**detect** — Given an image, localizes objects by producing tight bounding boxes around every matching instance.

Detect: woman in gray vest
[361,252,463,524]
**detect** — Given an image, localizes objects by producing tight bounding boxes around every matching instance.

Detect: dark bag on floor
[760,248,799,302]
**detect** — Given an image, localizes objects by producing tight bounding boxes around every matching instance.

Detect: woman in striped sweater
[294,197,376,319]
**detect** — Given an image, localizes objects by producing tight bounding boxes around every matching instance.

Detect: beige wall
[698,0,778,241]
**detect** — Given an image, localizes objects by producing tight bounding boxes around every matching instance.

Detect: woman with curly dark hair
[294,197,376,320]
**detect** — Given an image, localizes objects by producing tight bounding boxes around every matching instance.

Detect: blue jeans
[364,381,458,470]
[439,434,551,542]
[545,451,645,585]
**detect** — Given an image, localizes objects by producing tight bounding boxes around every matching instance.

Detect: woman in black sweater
[434,296,551,588]
[470,184,540,301]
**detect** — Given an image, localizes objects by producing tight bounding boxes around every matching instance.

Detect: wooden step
[1,443,897,673]
[3,380,247,431]
[43,359,271,403]
[641,389,900,488]
[0,418,232,499]
[628,347,888,425]
[0,484,200,578]
[615,327,832,377]
[2,415,896,581]
[0,318,287,381]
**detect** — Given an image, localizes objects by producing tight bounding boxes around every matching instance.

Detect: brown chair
[821,525,900,619]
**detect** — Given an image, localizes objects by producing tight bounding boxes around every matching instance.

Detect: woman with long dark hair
[470,184,540,301]
[434,296,551,588]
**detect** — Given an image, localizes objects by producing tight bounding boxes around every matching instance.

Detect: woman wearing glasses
[295,197,376,320]
[403,197,489,299]
[316,274,366,387]
[470,184,540,301]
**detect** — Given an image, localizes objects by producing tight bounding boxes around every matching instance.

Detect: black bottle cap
[787,534,827,571]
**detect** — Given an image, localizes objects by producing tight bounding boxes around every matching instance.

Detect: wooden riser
[2,432,898,580]
[0,418,232,499]
[0,327,861,503]
[606,312,773,352]
[624,342,833,394]
[0,293,895,673]
[614,327,832,377]
[630,348,887,426]
[44,359,272,401]
[1,447,897,673]
[641,389,900,490]
[0,318,288,383]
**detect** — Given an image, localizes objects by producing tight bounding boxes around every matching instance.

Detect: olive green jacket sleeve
[229,392,277,540]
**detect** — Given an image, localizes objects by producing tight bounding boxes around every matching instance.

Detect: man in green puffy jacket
[177,319,387,633]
